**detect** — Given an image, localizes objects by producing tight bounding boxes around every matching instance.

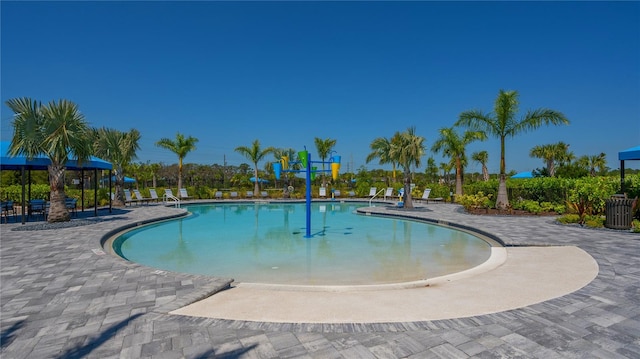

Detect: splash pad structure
[272,147,341,238]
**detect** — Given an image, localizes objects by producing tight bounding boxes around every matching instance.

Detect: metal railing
[163,193,181,208]
[369,188,386,207]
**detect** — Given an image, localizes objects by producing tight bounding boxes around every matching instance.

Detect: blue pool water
[113,202,492,285]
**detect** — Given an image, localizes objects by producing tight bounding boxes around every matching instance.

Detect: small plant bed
[465,208,559,216]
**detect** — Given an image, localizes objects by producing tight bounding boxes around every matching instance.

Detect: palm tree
[92,127,141,206]
[425,157,439,183]
[235,139,275,194]
[431,127,486,196]
[472,151,490,181]
[366,137,398,182]
[388,127,426,209]
[456,90,569,209]
[6,97,92,222]
[314,137,337,187]
[156,133,198,192]
[578,153,607,176]
[439,161,454,185]
[529,141,570,177]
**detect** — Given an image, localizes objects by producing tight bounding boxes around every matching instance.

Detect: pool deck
[1,200,639,358]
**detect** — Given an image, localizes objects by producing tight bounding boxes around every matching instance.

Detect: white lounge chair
[149,189,160,203]
[333,189,341,198]
[420,188,444,203]
[348,190,356,197]
[369,187,377,197]
[384,187,394,200]
[179,188,191,199]
[260,191,268,198]
[214,191,223,200]
[319,187,327,198]
[246,191,254,198]
[133,189,151,205]
[123,189,139,206]
[230,191,238,199]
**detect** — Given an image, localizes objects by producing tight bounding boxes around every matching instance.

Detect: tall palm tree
[431,127,486,196]
[92,127,141,206]
[156,133,198,192]
[235,139,275,194]
[456,90,569,209]
[6,97,92,222]
[366,137,398,182]
[529,141,570,177]
[471,150,490,181]
[388,126,425,209]
[314,137,337,187]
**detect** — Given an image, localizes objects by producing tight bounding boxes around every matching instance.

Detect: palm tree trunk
[455,157,463,196]
[253,165,260,194]
[178,158,183,191]
[482,165,489,181]
[403,169,413,209]
[496,173,509,209]
[48,165,70,222]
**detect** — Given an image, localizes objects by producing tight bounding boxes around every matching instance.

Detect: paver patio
[1,201,639,358]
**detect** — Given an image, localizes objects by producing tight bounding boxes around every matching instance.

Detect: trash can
[605,198,634,230]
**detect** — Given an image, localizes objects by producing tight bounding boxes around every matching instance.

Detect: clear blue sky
[2,1,639,173]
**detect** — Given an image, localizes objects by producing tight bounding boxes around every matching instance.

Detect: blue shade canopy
[511,171,533,179]
[618,145,640,161]
[249,177,269,183]
[100,176,136,183]
[0,141,112,171]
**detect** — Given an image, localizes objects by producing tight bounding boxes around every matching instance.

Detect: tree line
[5,90,627,223]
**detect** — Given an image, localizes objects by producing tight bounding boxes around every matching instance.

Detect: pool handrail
[163,189,181,208]
[369,188,386,206]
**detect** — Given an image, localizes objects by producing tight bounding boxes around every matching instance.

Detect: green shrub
[632,219,640,233]
[583,215,604,228]
[557,214,581,224]
[455,191,493,210]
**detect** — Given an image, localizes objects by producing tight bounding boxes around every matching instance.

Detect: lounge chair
[319,187,327,198]
[65,197,77,216]
[246,191,254,199]
[1,201,16,223]
[260,191,268,199]
[420,188,444,203]
[123,189,139,206]
[29,199,47,220]
[230,191,238,199]
[179,188,191,199]
[214,191,223,200]
[369,187,377,197]
[149,189,160,203]
[348,190,356,197]
[333,189,341,198]
[133,189,151,205]
[384,187,394,200]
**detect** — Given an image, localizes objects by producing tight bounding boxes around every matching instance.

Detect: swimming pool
[112,202,493,285]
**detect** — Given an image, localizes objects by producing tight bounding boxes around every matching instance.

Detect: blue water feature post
[305,152,312,238]
[274,147,339,239]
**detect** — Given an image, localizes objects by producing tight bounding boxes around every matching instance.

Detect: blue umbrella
[100,176,136,183]
[511,171,533,179]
